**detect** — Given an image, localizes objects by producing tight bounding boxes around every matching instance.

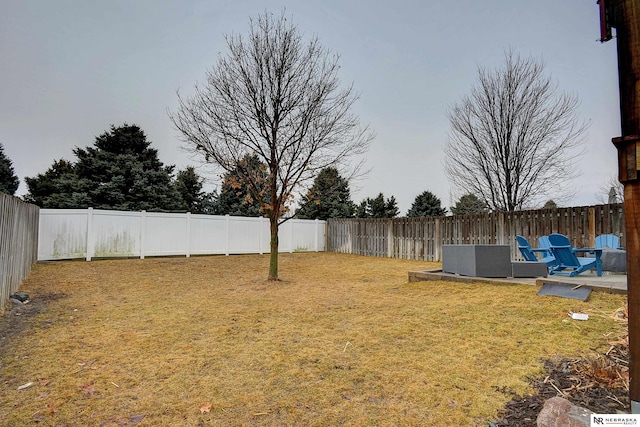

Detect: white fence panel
[38,209,89,260]
[277,219,325,252]
[143,212,189,257]
[189,214,230,256]
[227,216,268,254]
[91,209,142,259]
[38,208,325,261]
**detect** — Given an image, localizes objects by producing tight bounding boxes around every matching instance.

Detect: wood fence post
[497,211,505,245]
[387,219,393,258]
[588,207,596,247]
[435,218,441,262]
[604,0,640,411]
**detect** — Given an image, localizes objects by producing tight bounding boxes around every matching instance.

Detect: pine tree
[175,166,216,214]
[24,159,89,207]
[407,191,447,217]
[296,167,355,219]
[73,124,182,211]
[214,154,269,216]
[0,143,20,195]
[356,193,398,218]
[25,124,182,211]
[450,193,489,215]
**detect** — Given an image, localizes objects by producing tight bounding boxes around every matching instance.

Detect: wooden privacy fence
[327,204,625,262]
[0,193,39,314]
[38,208,326,261]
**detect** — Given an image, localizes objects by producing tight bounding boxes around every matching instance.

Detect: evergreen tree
[450,193,489,215]
[0,143,20,195]
[73,124,181,211]
[356,193,398,218]
[214,154,269,216]
[175,166,216,214]
[355,200,368,218]
[24,159,90,207]
[407,191,447,217]
[384,196,400,218]
[542,199,558,209]
[25,124,181,211]
[296,167,355,219]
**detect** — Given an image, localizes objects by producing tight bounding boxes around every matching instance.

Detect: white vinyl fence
[38,208,326,261]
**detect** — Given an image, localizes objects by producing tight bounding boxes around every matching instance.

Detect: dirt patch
[493,334,629,426]
[0,293,65,353]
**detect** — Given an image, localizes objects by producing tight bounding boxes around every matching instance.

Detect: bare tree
[169,11,372,280]
[596,174,624,204]
[444,50,587,211]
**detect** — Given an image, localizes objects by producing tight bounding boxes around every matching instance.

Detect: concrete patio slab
[408,269,627,294]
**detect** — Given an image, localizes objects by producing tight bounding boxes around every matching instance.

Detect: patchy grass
[0,253,627,426]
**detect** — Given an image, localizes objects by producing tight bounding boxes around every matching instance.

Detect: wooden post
[588,207,596,247]
[497,211,505,245]
[434,217,441,262]
[607,0,640,413]
[387,219,393,258]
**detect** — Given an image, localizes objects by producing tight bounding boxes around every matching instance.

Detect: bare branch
[445,49,587,211]
[168,10,373,279]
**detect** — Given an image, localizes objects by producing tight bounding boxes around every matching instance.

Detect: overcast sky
[1,0,621,214]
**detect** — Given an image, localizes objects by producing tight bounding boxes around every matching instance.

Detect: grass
[0,253,627,426]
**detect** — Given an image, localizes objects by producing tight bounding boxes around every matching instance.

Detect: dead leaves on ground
[81,381,96,397]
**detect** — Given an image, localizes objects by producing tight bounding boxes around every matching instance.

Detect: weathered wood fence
[0,193,39,314]
[327,204,625,262]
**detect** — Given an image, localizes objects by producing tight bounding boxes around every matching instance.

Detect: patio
[408,269,628,294]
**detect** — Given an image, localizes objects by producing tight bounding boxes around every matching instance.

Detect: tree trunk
[268,216,279,280]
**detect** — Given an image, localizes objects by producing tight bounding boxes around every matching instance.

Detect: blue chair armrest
[572,248,603,276]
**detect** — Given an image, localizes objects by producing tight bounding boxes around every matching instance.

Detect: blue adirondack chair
[595,234,622,249]
[538,235,553,256]
[516,235,556,267]
[548,233,602,277]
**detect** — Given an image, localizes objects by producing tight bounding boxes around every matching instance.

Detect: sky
[1,0,622,215]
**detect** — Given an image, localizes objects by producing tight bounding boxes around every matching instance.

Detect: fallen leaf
[17,382,33,390]
[200,403,212,414]
[39,379,50,386]
[47,402,58,414]
[130,414,145,424]
[81,381,96,396]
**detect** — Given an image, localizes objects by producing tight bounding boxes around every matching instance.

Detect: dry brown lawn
[0,253,627,426]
